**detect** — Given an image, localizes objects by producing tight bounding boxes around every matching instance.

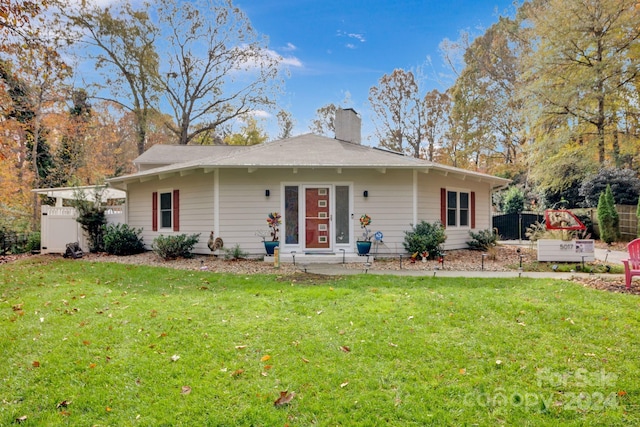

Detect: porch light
[363,190,368,198]
[265,189,270,197]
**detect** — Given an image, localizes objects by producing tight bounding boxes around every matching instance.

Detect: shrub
[403,221,446,259]
[502,186,525,214]
[0,229,39,254]
[597,187,617,244]
[72,188,106,253]
[25,232,40,253]
[152,233,200,260]
[579,167,640,207]
[467,229,497,251]
[525,220,546,242]
[103,224,146,256]
[223,244,249,260]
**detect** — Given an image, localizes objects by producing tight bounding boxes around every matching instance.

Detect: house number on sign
[559,244,574,250]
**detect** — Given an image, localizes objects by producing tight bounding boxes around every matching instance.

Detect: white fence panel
[40,204,125,254]
[41,205,84,254]
[105,205,126,225]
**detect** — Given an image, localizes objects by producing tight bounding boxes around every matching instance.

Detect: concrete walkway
[301,242,629,279]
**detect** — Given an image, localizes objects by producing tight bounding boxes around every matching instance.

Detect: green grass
[1,258,639,426]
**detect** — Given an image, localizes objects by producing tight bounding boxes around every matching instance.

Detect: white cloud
[232,45,303,70]
[250,110,271,118]
[281,42,297,52]
[347,33,366,43]
[336,30,366,44]
[345,43,356,49]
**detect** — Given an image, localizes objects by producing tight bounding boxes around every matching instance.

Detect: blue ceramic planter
[264,241,279,255]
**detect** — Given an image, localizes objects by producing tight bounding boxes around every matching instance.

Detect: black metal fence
[492,212,544,241]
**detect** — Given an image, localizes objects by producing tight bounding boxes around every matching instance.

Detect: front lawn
[1,258,638,426]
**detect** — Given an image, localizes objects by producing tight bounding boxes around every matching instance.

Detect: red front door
[304,187,331,250]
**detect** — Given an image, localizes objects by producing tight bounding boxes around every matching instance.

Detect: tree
[0,0,52,49]
[0,51,68,226]
[597,190,615,244]
[579,168,640,207]
[309,103,337,136]
[276,109,295,139]
[157,0,284,145]
[223,115,268,146]
[447,16,529,173]
[605,184,620,240]
[423,89,450,162]
[520,0,640,166]
[369,69,426,157]
[502,186,525,214]
[1,0,69,226]
[50,89,92,187]
[63,0,161,155]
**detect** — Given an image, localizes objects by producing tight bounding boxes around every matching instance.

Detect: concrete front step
[264,252,374,264]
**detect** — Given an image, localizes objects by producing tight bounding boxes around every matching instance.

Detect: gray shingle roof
[133,144,245,166]
[108,134,510,187]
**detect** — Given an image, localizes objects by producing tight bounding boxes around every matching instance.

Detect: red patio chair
[622,238,640,289]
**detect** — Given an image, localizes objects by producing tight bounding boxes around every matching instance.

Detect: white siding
[124,167,497,255]
[126,172,215,253]
[416,172,493,250]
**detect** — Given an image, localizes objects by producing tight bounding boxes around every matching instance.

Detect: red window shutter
[173,189,180,231]
[471,191,476,229]
[152,192,158,231]
[440,188,446,228]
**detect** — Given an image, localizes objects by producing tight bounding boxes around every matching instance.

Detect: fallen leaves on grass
[170,354,180,362]
[32,361,40,368]
[261,355,271,362]
[181,386,192,395]
[274,391,295,407]
[340,345,351,353]
[231,369,244,377]
[56,400,71,409]
[15,415,27,423]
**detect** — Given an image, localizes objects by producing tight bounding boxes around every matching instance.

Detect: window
[284,186,299,244]
[446,190,470,228]
[447,191,457,227]
[460,192,469,226]
[152,190,179,231]
[335,185,350,244]
[160,192,172,228]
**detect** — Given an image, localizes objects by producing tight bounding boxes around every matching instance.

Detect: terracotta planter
[264,241,279,255]
[356,241,372,256]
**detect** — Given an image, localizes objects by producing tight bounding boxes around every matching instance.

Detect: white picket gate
[40,205,126,254]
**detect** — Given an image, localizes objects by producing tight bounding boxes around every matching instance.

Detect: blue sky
[239,0,517,141]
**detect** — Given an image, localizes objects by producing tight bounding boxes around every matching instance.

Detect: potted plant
[263,212,281,255]
[357,214,373,255]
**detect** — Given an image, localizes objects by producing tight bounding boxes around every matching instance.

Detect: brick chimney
[335,108,361,144]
